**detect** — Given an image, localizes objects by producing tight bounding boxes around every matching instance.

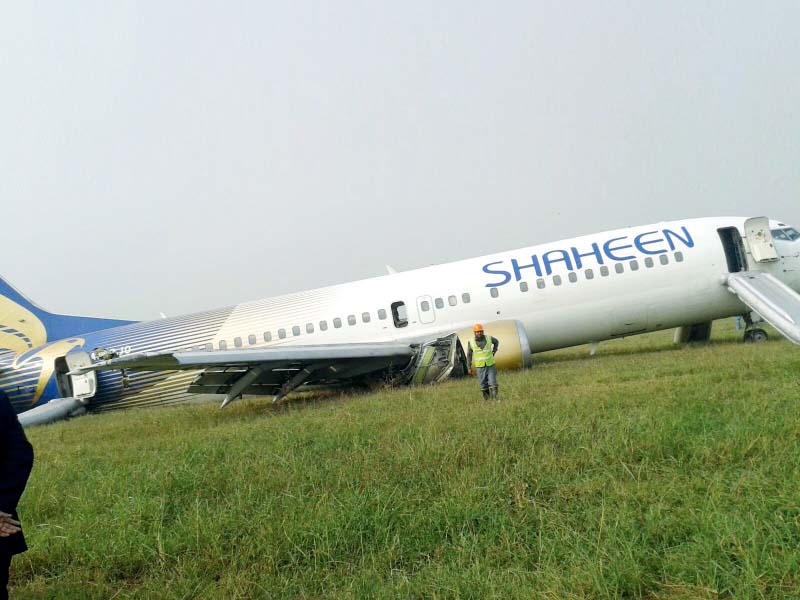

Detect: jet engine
[455,319,532,370]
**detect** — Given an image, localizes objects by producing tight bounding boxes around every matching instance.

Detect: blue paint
[483,226,695,287]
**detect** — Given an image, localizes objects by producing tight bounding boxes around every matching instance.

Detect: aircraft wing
[727,271,800,345]
[71,337,463,407]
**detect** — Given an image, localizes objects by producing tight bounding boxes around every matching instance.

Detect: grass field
[10,321,800,599]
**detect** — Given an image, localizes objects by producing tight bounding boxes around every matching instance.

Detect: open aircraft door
[58,351,98,399]
[744,217,779,263]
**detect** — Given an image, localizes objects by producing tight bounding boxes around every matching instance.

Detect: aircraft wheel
[744,329,768,343]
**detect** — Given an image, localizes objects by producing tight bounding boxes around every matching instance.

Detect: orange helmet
[473,323,484,333]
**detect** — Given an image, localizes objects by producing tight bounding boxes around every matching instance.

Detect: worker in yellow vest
[467,323,500,400]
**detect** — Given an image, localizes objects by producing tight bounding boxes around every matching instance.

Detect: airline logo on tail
[0,295,47,354]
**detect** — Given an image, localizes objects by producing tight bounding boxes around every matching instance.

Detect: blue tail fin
[0,275,135,354]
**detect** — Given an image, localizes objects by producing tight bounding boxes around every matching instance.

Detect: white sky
[2,2,799,320]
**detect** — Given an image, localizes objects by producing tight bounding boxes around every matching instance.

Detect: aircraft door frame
[416,295,436,324]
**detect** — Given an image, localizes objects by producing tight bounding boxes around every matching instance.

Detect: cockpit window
[772,227,800,241]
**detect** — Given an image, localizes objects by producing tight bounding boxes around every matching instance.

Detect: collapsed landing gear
[743,328,768,343]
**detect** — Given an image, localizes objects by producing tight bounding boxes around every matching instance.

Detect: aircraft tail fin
[0,275,134,354]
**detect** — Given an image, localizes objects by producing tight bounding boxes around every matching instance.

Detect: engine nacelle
[455,319,532,370]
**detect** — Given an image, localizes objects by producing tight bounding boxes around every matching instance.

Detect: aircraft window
[490,288,499,298]
[615,263,624,274]
[629,260,639,271]
[320,320,328,331]
[435,298,444,309]
[391,301,409,328]
[420,300,430,312]
[585,269,594,280]
[292,326,301,336]
[264,331,272,342]
[568,272,578,283]
[278,328,286,339]
[786,228,800,241]
[553,275,562,286]
[660,254,669,265]
[600,266,610,277]
[333,318,342,329]
[306,323,314,333]
[347,315,357,326]
[378,309,387,320]
[219,340,227,350]
[536,278,545,289]
[234,337,243,348]
[644,257,654,268]
[772,229,789,241]
[204,343,213,351]
[448,295,457,306]
[462,293,471,304]
[248,334,257,345]
[362,312,371,323]
[519,281,529,292]
[674,252,684,262]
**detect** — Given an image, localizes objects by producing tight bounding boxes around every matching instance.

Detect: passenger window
[660,254,669,265]
[248,334,256,345]
[490,288,499,298]
[391,301,409,328]
[553,275,562,286]
[644,257,654,268]
[585,269,594,280]
[347,315,356,326]
[292,326,301,336]
[320,321,328,331]
[568,272,578,283]
[462,292,471,304]
[519,281,529,292]
[333,318,342,329]
[435,298,444,309]
[674,251,684,262]
[536,278,545,289]
[204,343,213,351]
[378,309,387,320]
[786,228,800,241]
[600,266,610,277]
[630,260,639,271]
[234,337,242,348]
[448,295,457,306]
[278,328,286,339]
[420,300,430,312]
[219,340,228,350]
[615,263,624,274]
[362,312,370,323]
[306,323,314,333]
[264,331,272,342]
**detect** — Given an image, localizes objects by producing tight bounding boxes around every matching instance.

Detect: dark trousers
[0,552,10,600]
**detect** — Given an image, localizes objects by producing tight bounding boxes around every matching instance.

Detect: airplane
[3,215,799,427]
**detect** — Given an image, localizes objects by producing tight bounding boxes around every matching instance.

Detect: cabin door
[55,352,97,399]
[744,217,779,264]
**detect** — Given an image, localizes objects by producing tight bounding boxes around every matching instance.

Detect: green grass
[11,321,800,599]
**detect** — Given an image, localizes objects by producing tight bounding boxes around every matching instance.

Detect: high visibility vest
[469,335,496,367]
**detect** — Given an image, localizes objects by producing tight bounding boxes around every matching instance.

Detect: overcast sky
[2,2,799,320]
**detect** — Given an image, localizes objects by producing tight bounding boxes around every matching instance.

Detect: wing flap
[727,271,800,345]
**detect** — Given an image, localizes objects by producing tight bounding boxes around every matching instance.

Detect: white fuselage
[203,216,800,355]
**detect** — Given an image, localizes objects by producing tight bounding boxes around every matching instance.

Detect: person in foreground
[0,390,34,600]
[467,323,500,400]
